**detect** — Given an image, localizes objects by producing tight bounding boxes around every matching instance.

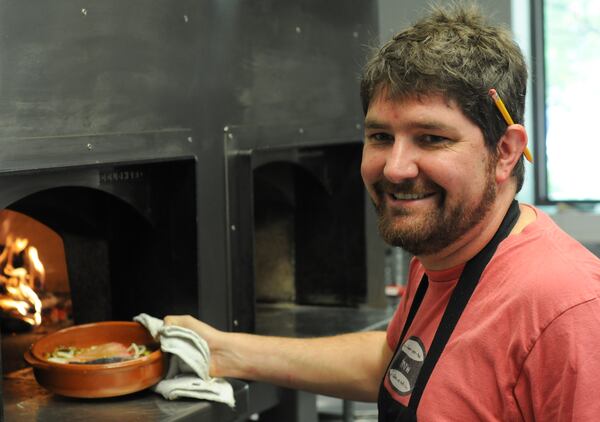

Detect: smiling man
[164,4,600,421]
[362,93,501,261]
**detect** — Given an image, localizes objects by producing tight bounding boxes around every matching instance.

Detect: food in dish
[45,342,151,364]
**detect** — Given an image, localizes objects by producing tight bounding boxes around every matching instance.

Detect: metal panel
[0,0,379,418]
[0,0,199,138]
[0,0,377,332]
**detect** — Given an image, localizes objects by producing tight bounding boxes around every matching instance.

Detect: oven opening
[0,159,199,375]
[253,143,367,309]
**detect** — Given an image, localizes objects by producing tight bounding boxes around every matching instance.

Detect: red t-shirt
[384,206,600,421]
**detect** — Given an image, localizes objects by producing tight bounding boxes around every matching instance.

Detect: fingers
[163,315,195,328]
[163,315,220,343]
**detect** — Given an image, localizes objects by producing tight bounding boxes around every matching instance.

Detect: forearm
[163,314,390,401]
[212,330,390,402]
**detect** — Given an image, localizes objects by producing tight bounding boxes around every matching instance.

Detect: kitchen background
[0,0,598,421]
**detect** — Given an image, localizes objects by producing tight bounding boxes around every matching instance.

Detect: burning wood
[0,234,45,326]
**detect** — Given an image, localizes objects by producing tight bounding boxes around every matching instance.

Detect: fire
[0,234,45,326]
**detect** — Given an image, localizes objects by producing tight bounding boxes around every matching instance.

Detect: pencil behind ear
[495,124,528,185]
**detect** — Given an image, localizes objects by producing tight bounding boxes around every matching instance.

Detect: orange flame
[0,234,45,326]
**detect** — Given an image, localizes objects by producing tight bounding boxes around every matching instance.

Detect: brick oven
[0,0,383,420]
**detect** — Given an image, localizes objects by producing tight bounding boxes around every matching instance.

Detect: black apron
[378,200,521,422]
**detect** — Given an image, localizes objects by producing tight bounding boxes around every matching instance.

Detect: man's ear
[495,124,528,184]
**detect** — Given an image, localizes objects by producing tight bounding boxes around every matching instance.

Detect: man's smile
[390,192,436,201]
[383,190,440,214]
[374,180,441,210]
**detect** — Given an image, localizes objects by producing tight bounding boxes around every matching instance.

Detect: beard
[373,161,497,256]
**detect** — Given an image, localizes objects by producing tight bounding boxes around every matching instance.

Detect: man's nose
[382,139,419,183]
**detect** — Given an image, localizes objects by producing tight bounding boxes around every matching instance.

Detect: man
[166,5,600,420]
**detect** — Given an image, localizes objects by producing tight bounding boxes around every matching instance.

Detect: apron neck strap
[407,200,521,411]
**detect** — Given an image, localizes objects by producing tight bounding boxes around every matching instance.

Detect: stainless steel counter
[3,368,280,422]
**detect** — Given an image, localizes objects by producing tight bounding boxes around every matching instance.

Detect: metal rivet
[233,320,239,327]
[227,133,233,140]
[87,143,93,150]
[223,126,229,132]
[81,8,87,16]
[353,31,359,38]
[356,123,362,130]
[183,15,189,23]
[295,26,301,34]
[298,128,304,134]
[231,225,236,231]
[187,136,193,143]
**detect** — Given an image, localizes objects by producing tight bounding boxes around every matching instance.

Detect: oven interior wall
[293,144,366,305]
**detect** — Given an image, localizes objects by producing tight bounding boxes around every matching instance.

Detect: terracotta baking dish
[24,321,165,398]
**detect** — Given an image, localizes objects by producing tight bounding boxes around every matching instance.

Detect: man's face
[361,92,498,256]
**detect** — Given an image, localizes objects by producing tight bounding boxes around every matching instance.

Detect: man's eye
[418,134,449,144]
[367,133,394,143]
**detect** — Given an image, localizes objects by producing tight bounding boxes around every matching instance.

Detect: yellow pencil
[488,88,533,163]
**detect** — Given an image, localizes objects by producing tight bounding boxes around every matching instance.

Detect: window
[532,0,600,202]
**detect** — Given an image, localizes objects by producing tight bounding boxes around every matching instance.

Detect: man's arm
[164,315,393,402]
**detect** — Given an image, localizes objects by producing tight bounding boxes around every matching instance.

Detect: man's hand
[163,315,227,377]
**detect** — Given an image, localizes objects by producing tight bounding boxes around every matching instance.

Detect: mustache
[373,179,441,195]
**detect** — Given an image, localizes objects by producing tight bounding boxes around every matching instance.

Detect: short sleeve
[514,297,600,421]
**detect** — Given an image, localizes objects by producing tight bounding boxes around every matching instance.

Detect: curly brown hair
[360,3,527,192]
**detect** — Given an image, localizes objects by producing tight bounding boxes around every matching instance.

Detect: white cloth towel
[134,313,235,408]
